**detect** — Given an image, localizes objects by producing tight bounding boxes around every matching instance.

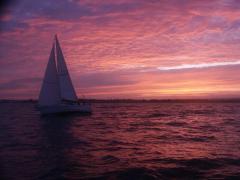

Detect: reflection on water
[39,115,75,179]
[0,101,240,179]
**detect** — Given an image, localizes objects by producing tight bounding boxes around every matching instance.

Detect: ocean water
[0,101,240,179]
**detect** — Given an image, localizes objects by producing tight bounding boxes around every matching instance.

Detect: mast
[55,35,78,101]
[38,42,61,106]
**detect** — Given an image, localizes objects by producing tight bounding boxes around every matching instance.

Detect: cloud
[158,61,240,71]
[73,70,138,88]
[1,0,240,98]
[0,77,41,90]
[0,20,29,32]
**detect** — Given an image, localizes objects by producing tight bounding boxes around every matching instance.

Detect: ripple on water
[1,102,240,179]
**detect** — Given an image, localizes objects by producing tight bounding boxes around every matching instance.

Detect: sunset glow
[1,0,240,99]
[158,61,240,71]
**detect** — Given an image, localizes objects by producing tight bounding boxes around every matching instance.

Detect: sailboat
[38,35,91,115]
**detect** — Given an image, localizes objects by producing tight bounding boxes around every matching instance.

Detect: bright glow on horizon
[158,61,240,71]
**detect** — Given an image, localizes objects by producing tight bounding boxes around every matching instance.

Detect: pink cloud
[1,0,240,99]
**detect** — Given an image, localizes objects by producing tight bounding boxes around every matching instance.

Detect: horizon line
[2,98,240,101]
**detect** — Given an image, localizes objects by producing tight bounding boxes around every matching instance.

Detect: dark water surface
[1,101,240,179]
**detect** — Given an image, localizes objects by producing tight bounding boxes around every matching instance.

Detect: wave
[165,121,187,127]
[142,113,171,118]
[93,158,240,179]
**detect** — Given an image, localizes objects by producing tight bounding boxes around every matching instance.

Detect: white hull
[39,103,91,115]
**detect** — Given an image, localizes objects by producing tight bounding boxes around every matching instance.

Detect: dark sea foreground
[0,101,240,179]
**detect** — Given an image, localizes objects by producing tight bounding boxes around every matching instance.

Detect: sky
[1,0,240,99]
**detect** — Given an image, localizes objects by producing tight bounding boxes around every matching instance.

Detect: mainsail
[55,35,78,102]
[38,43,61,106]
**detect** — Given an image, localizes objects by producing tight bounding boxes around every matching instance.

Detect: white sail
[38,35,92,114]
[55,35,78,101]
[38,43,61,106]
